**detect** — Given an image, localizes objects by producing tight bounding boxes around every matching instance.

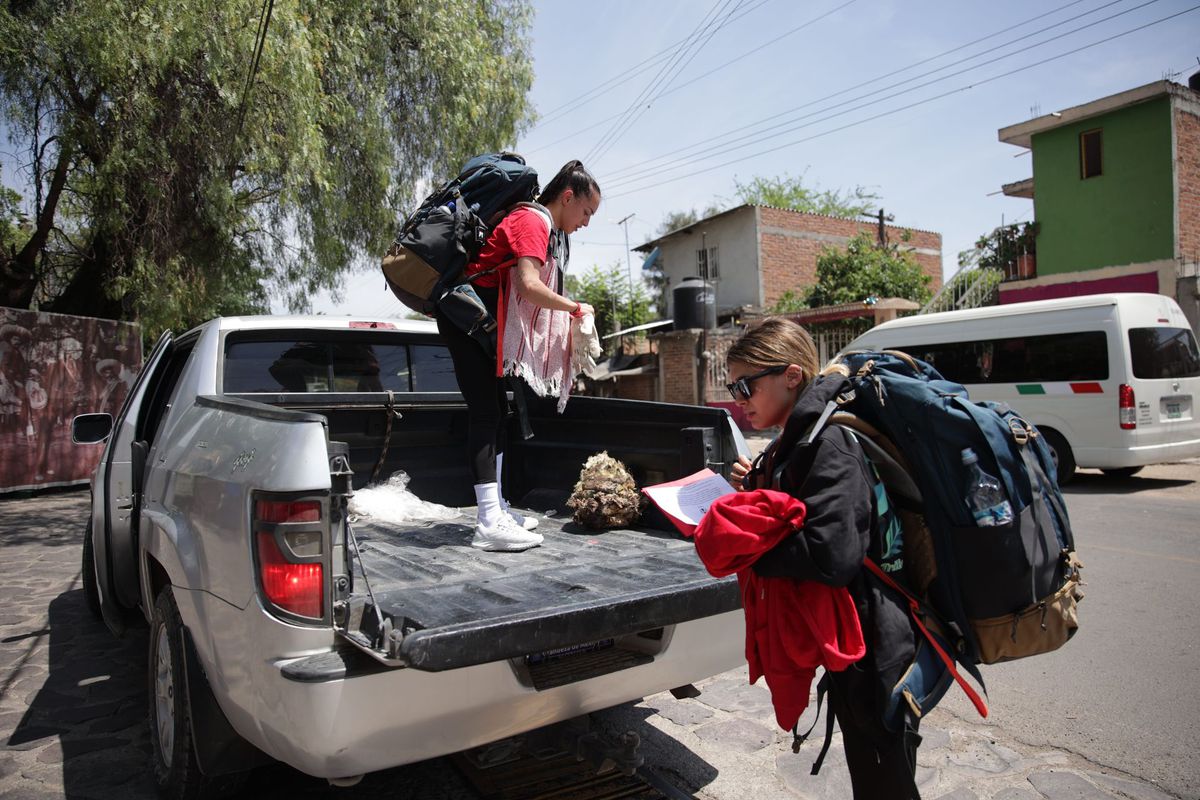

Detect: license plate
[525,638,613,665]
[1167,402,1181,419]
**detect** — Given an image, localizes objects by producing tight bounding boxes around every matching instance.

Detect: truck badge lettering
[232,449,256,472]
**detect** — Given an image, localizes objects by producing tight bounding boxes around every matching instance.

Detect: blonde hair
[726,317,848,386]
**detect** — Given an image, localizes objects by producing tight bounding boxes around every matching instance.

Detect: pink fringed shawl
[496,249,576,413]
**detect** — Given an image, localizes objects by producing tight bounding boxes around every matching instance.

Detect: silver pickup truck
[73,315,747,798]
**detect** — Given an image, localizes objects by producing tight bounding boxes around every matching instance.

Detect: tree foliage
[734,172,879,219]
[654,205,724,237]
[775,231,932,311]
[0,186,29,256]
[0,0,534,336]
[565,263,653,348]
[642,206,723,315]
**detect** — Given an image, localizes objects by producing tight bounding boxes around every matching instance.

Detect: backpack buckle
[1008,417,1031,445]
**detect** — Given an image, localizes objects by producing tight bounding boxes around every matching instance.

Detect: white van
[843,293,1200,481]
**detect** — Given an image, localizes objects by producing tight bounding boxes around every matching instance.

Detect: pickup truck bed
[351,498,739,674]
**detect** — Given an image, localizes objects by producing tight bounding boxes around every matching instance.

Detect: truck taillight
[1119,384,1137,430]
[254,498,325,620]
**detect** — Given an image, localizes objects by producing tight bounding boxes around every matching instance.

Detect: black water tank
[673,277,716,330]
[1190,69,1200,93]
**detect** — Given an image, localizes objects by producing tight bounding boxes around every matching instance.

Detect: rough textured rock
[566,452,642,529]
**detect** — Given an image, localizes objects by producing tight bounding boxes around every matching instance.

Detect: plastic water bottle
[961,448,1013,526]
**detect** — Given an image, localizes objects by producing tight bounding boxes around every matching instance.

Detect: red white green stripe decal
[1016,382,1104,395]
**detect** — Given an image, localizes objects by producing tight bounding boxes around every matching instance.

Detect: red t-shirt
[465,207,551,288]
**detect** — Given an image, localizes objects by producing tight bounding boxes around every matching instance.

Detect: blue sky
[333,0,1199,319]
[4,1,1197,320]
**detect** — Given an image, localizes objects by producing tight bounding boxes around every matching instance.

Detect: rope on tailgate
[369,390,398,484]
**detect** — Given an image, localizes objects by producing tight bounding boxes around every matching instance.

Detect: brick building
[632,205,943,318]
[996,77,1200,331]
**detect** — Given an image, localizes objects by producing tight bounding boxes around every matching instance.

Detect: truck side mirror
[73,413,113,444]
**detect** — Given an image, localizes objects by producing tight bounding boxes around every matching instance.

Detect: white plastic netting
[348,471,461,526]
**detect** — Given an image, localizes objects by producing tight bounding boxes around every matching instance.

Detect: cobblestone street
[0,488,1189,800]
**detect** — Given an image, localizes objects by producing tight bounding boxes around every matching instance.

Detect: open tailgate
[338,514,740,671]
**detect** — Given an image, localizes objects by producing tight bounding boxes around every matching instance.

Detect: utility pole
[862,208,894,247]
[617,213,636,324]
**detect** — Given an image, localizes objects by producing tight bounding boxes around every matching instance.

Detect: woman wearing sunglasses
[724,317,924,799]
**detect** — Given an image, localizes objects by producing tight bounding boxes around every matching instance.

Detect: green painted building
[996,79,1200,332]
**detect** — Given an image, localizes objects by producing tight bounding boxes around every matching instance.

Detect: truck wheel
[149,588,243,800]
[81,520,102,620]
[1040,429,1075,486]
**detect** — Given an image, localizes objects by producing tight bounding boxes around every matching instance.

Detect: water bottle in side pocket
[961,447,1013,526]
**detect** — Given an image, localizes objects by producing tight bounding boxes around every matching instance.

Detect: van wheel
[1039,429,1075,485]
[149,588,244,800]
[81,520,102,620]
[1101,466,1143,479]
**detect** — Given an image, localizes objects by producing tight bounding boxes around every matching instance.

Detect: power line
[584,0,739,166]
[583,0,748,166]
[604,4,1200,200]
[234,0,275,147]
[599,0,1129,185]
[589,0,751,167]
[583,0,732,164]
[532,0,773,131]
[528,0,854,156]
[601,0,1172,192]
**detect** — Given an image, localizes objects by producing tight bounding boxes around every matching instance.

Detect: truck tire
[149,588,244,800]
[1039,428,1075,486]
[81,520,102,620]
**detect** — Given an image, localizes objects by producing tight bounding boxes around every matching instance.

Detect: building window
[696,246,719,280]
[1080,129,1102,179]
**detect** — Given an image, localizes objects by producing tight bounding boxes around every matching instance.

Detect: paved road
[935,462,1200,799]
[1,466,1195,800]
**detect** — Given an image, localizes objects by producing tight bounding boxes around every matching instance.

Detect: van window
[899,331,1108,384]
[1128,327,1200,379]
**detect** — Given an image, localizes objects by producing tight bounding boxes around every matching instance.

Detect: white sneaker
[508,509,540,531]
[471,515,544,552]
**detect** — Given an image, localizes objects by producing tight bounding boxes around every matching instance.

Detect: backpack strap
[787,673,837,777]
[769,398,840,489]
[791,672,828,754]
[467,203,557,283]
[863,558,989,720]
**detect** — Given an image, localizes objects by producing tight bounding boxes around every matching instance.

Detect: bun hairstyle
[538,160,600,205]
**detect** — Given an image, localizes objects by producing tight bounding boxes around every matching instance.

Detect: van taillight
[254,498,325,620]
[1119,384,1137,430]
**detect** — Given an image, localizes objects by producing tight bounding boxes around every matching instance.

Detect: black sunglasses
[726,365,788,401]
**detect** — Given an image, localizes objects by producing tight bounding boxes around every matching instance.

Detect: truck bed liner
[351,509,740,671]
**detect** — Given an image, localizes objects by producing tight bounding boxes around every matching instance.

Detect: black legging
[827,666,922,799]
[436,285,505,485]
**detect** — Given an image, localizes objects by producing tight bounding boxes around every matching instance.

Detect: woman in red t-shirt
[438,160,599,552]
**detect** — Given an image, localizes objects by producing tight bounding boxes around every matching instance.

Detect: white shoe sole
[470,533,543,552]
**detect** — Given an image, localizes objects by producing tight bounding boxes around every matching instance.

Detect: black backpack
[381,152,540,316]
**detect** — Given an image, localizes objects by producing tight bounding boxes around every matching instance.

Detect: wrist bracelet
[570,302,585,318]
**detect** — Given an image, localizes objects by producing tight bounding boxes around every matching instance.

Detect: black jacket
[748,374,918,741]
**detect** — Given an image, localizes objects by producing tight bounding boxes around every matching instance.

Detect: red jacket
[693,489,866,731]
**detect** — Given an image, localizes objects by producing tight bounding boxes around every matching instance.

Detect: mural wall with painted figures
[0,307,142,493]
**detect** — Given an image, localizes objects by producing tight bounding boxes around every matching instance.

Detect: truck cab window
[224,335,434,393]
[410,345,458,392]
